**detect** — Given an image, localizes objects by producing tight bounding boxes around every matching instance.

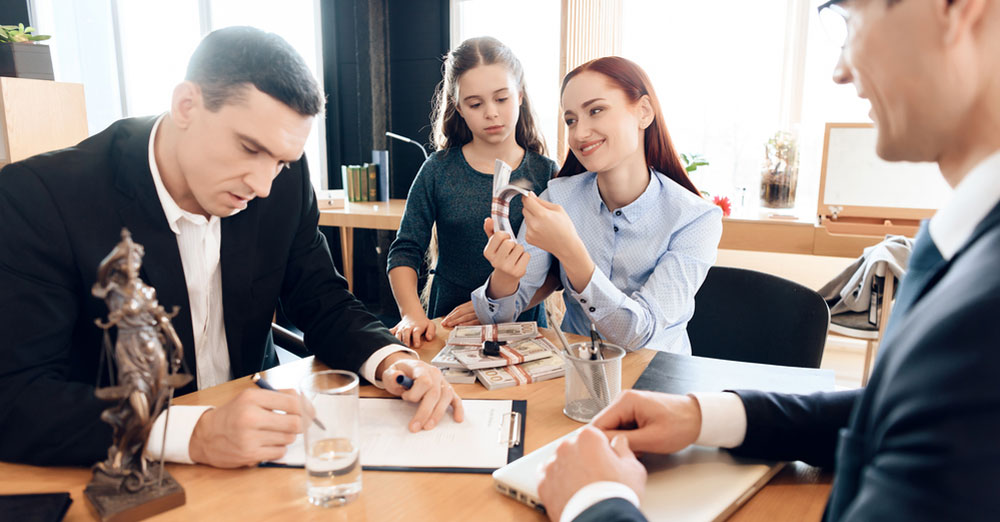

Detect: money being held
[475,355,565,391]
[491,159,532,235]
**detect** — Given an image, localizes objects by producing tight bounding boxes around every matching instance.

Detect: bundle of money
[491,159,532,235]
[475,355,565,391]
[447,322,539,346]
[441,368,476,384]
[430,344,462,368]
[452,337,557,370]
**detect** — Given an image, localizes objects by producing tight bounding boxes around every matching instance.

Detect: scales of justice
[84,229,193,521]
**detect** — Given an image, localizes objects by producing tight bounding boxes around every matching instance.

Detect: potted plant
[759,131,799,209]
[0,23,53,80]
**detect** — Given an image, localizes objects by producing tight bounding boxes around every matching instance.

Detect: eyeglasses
[817,0,850,48]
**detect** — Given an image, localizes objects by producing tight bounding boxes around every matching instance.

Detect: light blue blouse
[471,169,722,353]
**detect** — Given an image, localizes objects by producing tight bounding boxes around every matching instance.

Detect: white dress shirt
[143,115,413,463]
[562,150,1000,520]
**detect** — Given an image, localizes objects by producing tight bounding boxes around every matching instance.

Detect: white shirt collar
[148,114,217,234]
[929,150,1000,260]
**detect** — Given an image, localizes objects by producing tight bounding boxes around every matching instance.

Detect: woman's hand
[482,217,530,299]
[390,312,436,349]
[521,193,585,261]
[441,301,481,327]
[521,194,594,293]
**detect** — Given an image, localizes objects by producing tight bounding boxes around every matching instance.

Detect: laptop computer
[494,352,835,520]
[493,429,783,521]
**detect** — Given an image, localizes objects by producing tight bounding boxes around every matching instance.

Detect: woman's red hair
[556,56,700,197]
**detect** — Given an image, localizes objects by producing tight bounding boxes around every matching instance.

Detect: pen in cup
[252,372,327,430]
[588,323,604,361]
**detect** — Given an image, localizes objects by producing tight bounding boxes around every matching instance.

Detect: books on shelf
[340,156,390,202]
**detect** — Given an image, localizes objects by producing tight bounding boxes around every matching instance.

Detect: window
[449,0,880,217]
[33,0,327,190]
[622,0,791,207]
[451,0,562,162]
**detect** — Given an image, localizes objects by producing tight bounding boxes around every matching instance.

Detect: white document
[272,398,513,470]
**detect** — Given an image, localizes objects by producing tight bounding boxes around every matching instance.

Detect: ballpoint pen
[395,374,414,390]
[589,323,604,361]
[545,308,606,404]
[252,372,327,430]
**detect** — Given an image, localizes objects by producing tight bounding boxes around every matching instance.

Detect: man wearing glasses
[539,1,1000,520]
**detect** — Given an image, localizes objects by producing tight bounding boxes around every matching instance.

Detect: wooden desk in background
[0,325,832,521]
[318,199,405,293]
[317,200,884,291]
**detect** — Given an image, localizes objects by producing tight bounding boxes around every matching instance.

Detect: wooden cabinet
[0,76,87,167]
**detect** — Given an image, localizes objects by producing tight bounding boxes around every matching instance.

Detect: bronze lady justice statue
[86,229,191,520]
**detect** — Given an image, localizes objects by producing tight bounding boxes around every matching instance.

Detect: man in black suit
[539,1,1000,520]
[0,27,463,468]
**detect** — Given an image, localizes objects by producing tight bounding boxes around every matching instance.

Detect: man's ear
[637,95,654,130]
[171,81,201,129]
[942,0,987,46]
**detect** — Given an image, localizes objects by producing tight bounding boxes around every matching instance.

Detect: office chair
[827,265,896,385]
[687,266,830,369]
[271,323,308,358]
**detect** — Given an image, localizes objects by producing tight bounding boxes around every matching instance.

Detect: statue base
[84,463,185,522]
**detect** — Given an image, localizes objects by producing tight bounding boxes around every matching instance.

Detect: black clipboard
[261,399,526,474]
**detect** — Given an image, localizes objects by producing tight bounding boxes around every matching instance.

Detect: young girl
[472,56,722,353]
[387,37,557,348]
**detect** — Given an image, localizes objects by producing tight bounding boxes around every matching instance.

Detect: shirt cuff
[144,405,213,464]
[565,267,622,323]
[471,275,519,323]
[359,343,418,389]
[690,392,748,448]
[559,481,641,522]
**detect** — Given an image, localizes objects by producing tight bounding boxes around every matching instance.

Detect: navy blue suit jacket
[0,117,398,466]
[578,201,1000,521]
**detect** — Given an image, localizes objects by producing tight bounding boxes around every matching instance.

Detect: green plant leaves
[0,22,51,43]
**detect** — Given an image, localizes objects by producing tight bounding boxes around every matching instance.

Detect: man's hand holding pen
[380,355,466,432]
[188,354,464,468]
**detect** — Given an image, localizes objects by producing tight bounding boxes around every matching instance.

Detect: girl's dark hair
[430,37,546,155]
[556,56,700,197]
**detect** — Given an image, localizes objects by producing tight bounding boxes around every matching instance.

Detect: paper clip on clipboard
[500,411,522,449]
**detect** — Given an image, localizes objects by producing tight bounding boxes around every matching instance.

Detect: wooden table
[316,199,884,292]
[318,199,406,293]
[0,326,832,521]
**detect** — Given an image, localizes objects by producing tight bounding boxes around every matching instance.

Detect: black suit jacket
[579,201,1000,521]
[0,117,398,466]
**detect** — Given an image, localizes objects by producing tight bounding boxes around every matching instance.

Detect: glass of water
[299,370,361,507]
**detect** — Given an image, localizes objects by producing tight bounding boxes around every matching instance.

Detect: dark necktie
[880,221,946,344]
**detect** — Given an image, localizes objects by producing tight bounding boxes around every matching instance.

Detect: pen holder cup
[563,343,625,423]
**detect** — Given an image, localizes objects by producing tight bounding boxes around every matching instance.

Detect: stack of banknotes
[432,322,566,389]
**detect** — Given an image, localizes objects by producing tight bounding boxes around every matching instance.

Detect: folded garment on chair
[818,235,914,316]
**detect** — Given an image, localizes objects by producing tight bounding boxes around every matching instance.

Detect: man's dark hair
[185,26,323,116]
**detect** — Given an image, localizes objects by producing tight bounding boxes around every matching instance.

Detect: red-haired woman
[472,56,722,353]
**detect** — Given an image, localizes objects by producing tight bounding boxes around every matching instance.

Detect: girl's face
[455,63,522,147]
[561,71,650,174]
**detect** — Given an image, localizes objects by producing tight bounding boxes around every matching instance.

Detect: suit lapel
[111,118,198,388]
[220,204,259,378]
[827,202,1000,521]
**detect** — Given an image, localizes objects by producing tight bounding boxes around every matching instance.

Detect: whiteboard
[822,125,951,210]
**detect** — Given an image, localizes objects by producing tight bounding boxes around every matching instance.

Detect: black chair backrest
[687,266,830,368]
